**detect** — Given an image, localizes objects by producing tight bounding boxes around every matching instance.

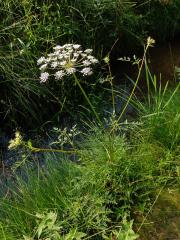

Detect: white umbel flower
[37,56,46,65]
[66,68,76,75]
[40,72,49,83]
[82,60,91,66]
[84,49,93,54]
[8,131,23,150]
[39,63,48,71]
[60,61,67,66]
[73,44,81,49]
[51,61,58,68]
[81,67,93,76]
[73,53,79,58]
[53,45,64,51]
[87,55,99,64]
[37,43,98,82]
[55,70,65,80]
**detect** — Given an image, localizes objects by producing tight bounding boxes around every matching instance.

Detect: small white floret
[51,61,58,68]
[81,67,93,76]
[37,57,46,65]
[84,49,93,54]
[73,53,79,58]
[66,68,76,75]
[40,72,49,83]
[73,44,81,49]
[53,45,63,50]
[39,63,48,71]
[82,60,91,66]
[81,53,87,58]
[55,70,65,80]
[60,61,67,66]
[90,58,98,64]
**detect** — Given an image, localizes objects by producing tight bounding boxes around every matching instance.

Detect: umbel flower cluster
[8,131,23,150]
[37,44,99,83]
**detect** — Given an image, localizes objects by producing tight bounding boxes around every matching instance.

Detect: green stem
[73,74,102,125]
[111,44,149,133]
[28,146,77,154]
[108,63,115,114]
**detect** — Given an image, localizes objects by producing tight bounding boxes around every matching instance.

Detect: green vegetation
[0,0,180,239]
[1,0,180,128]
[0,84,179,239]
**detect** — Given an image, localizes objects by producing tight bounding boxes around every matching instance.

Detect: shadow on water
[111,33,180,87]
[148,34,180,84]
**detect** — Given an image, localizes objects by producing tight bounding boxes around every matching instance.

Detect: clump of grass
[1,91,179,239]
[138,69,180,149]
[143,92,180,149]
[0,152,122,239]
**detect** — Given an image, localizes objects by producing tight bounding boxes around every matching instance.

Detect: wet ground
[137,189,180,240]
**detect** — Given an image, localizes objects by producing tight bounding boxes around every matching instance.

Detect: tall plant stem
[73,74,102,125]
[108,63,115,114]
[110,43,150,134]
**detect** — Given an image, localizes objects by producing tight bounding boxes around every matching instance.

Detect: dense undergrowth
[0,0,180,129]
[0,84,179,239]
[0,0,180,239]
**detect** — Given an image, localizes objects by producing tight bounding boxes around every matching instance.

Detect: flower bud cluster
[8,131,23,150]
[51,125,80,147]
[37,44,99,83]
